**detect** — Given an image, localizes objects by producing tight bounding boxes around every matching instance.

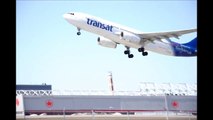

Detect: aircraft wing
[137,28,197,41]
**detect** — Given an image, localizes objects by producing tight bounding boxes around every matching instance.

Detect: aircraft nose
[63,14,70,20]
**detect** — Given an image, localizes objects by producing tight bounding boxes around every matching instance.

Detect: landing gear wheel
[128,54,134,58]
[124,50,130,55]
[142,52,148,56]
[77,32,81,35]
[138,47,144,52]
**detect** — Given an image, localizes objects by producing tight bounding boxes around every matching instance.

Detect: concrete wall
[23,95,196,114]
[166,96,197,111]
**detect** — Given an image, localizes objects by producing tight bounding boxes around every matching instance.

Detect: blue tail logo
[182,37,197,49]
[172,37,197,56]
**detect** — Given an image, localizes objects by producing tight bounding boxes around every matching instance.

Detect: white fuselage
[63,12,174,56]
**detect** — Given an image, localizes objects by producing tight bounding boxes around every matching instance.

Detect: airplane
[63,12,197,58]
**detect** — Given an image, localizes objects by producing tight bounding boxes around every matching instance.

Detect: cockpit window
[69,13,74,15]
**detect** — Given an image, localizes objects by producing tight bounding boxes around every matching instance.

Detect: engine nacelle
[120,31,141,44]
[97,37,117,48]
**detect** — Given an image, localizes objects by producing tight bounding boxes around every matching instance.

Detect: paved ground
[17,114,197,120]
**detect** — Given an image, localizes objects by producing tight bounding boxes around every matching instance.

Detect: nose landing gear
[77,28,81,35]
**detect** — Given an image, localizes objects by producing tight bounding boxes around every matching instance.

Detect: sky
[16,0,197,92]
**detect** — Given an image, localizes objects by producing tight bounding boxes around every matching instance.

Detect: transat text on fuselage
[87,18,113,32]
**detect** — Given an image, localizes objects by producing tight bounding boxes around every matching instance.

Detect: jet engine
[97,37,117,48]
[120,31,141,44]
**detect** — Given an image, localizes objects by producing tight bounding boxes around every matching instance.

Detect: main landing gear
[124,46,148,58]
[124,47,134,58]
[138,47,148,56]
[77,28,81,35]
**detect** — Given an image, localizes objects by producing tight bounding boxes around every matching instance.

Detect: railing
[16,89,197,96]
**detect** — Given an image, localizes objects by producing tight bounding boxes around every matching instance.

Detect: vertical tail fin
[182,37,197,49]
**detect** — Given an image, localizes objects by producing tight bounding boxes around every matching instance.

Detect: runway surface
[17,114,197,120]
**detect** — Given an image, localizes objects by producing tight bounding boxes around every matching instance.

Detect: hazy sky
[16,0,197,91]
